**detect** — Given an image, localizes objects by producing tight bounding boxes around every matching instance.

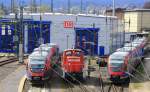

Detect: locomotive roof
[64,49,82,52]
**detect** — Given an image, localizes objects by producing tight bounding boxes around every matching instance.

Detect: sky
[0,0,149,8]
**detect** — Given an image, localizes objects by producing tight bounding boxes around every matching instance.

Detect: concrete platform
[0,65,25,92]
[129,81,150,92]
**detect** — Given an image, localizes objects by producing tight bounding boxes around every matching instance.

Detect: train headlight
[30,68,33,71]
[41,69,44,71]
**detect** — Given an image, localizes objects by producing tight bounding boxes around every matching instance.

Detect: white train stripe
[145,58,150,60]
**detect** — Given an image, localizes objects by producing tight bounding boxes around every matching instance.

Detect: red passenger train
[26,43,59,82]
[108,37,147,83]
[61,49,85,79]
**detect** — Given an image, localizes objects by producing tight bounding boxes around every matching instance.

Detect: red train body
[62,49,84,79]
[26,44,59,82]
[108,37,147,83]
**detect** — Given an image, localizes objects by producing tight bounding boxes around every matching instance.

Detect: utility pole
[30,0,36,13]
[40,0,43,45]
[19,5,24,63]
[51,0,53,12]
[11,0,15,13]
[33,0,36,13]
[30,0,32,13]
[67,35,69,48]
[80,0,83,13]
[68,0,70,13]
[112,0,115,16]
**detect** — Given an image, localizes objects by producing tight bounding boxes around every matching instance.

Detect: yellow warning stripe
[18,75,26,92]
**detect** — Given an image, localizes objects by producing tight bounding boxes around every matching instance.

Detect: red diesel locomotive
[62,49,85,79]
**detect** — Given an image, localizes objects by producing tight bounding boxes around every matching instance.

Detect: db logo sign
[64,21,74,28]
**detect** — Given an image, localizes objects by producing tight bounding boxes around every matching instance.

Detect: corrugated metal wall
[0,18,51,53]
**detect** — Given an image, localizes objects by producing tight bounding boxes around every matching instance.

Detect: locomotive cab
[62,49,84,79]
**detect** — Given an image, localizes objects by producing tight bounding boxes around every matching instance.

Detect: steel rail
[0,57,18,66]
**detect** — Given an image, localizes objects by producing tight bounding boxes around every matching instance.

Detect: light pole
[68,0,70,13]
[51,0,53,12]
[40,0,42,45]
[112,0,115,16]
[18,4,24,64]
[80,0,83,13]
[67,35,69,49]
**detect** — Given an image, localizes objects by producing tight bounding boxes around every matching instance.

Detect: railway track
[51,65,90,92]
[0,56,28,66]
[98,75,126,92]
[64,80,89,92]
[0,57,18,66]
[107,84,124,92]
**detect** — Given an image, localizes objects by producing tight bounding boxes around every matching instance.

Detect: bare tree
[143,1,150,9]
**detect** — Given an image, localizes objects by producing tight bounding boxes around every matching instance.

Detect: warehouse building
[124,9,150,33]
[1,13,124,56]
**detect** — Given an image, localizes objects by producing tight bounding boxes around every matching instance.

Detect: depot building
[1,13,124,56]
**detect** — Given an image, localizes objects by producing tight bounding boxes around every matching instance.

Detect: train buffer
[99,67,110,81]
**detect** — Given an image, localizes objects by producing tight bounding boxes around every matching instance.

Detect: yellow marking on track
[18,75,26,92]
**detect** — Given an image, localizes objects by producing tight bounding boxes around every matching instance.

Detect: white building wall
[5,13,124,55]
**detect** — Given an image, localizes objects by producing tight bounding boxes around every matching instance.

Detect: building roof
[106,8,126,12]
[125,9,150,12]
[8,12,117,19]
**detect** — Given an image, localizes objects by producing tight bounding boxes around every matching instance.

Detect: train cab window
[74,51,81,56]
[110,62,123,72]
[65,51,72,56]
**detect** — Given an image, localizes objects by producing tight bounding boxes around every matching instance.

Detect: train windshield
[110,62,123,72]
[30,58,45,69]
[31,64,45,69]
[65,50,82,56]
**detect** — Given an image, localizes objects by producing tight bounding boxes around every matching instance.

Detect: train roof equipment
[29,51,48,59]
[116,47,136,52]
[109,52,129,62]
[124,43,140,47]
[64,49,82,52]
[33,47,52,52]
[40,43,58,48]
